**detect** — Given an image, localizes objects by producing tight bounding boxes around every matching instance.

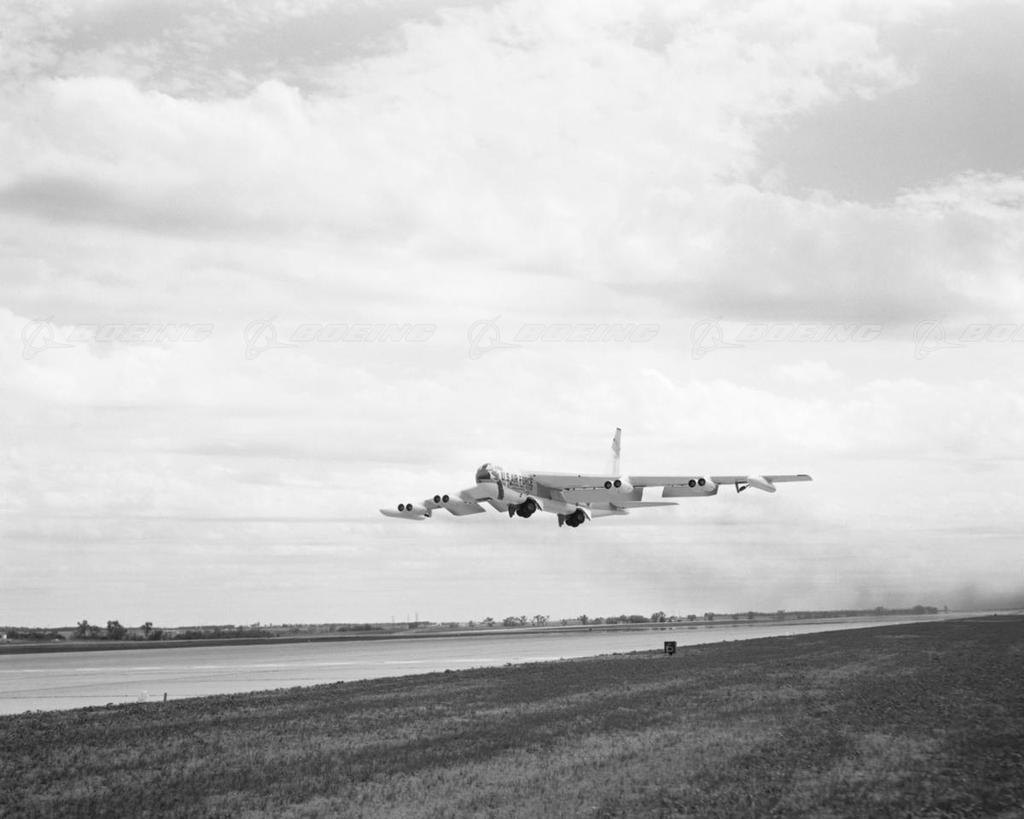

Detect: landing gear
[508,499,539,518]
[514,498,538,518]
[559,508,586,528]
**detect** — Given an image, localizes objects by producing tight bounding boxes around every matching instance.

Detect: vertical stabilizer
[610,427,622,475]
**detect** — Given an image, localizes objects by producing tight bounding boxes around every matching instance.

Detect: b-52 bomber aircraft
[380,429,811,528]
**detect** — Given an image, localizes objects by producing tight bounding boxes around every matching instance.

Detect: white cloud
[3,0,1017,324]
[772,359,842,384]
[1,0,1022,625]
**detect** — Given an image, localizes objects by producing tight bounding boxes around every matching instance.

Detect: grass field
[2,616,1022,817]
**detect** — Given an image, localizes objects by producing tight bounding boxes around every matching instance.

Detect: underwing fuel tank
[745,476,776,493]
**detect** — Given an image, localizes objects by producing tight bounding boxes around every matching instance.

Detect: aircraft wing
[712,474,813,486]
[381,428,812,524]
[631,474,813,486]
[607,500,678,509]
[531,473,620,490]
[379,489,487,519]
[442,499,489,516]
[630,473,812,495]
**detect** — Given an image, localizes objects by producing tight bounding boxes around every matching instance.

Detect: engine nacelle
[603,478,634,493]
[564,508,587,527]
[662,477,718,497]
[381,502,430,518]
[514,497,540,518]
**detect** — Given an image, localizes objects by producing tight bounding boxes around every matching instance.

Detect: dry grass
[2,617,1022,817]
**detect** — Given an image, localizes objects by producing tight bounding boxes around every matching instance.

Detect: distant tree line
[172,626,275,640]
[71,620,152,640]
[478,606,941,628]
[2,627,65,641]
[4,605,942,644]
[69,620,274,642]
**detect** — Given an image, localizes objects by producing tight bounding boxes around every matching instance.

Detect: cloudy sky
[2,0,1022,628]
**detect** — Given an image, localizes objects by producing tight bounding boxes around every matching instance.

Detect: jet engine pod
[564,508,587,527]
[604,478,633,493]
[515,497,539,518]
[384,502,430,518]
[662,478,719,498]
